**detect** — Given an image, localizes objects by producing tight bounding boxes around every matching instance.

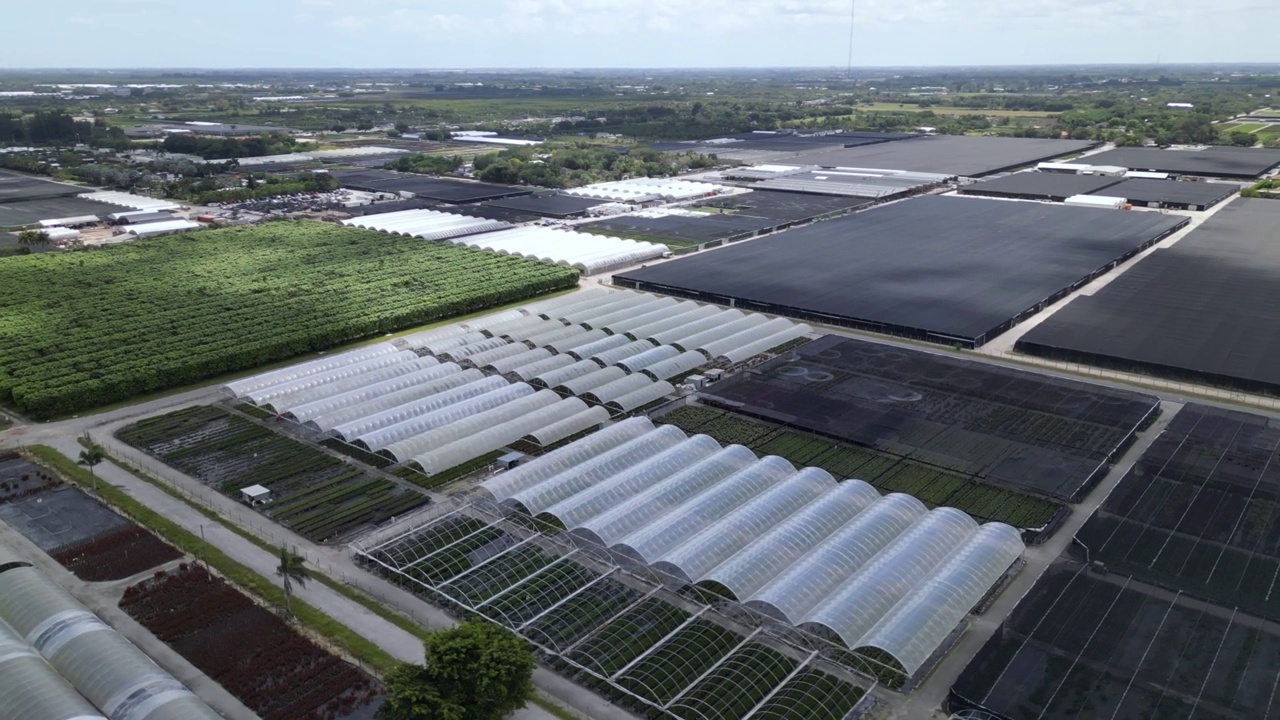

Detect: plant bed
[51,525,183,581]
[121,564,381,720]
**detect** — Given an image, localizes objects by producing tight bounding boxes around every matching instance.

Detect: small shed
[1064,194,1126,210]
[241,484,272,505]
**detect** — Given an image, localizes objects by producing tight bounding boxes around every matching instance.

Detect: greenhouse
[547,329,609,355]
[356,422,1022,715]
[563,333,632,361]
[485,347,553,376]
[243,350,422,407]
[461,340,529,369]
[306,367,481,431]
[328,375,509,441]
[508,354,576,382]
[223,342,400,398]
[615,344,683,374]
[587,339,658,368]
[437,337,512,364]
[383,389,561,462]
[607,380,676,413]
[581,373,655,405]
[262,355,438,412]
[649,310,747,346]
[622,302,720,341]
[673,315,772,354]
[451,226,668,275]
[698,320,812,361]
[354,383,534,451]
[0,562,221,720]
[578,297,678,331]
[0,617,108,720]
[522,405,611,447]
[407,397,591,475]
[341,209,509,241]
[639,351,706,381]
[286,362,459,424]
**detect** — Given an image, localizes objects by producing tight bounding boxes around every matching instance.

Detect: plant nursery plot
[51,525,182,581]
[0,219,577,418]
[118,405,428,542]
[1017,198,1280,395]
[698,335,1159,502]
[121,565,381,720]
[615,195,1188,347]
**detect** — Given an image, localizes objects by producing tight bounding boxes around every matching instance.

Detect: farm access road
[0,392,632,720]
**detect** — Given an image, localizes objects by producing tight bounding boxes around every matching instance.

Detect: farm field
[362,516,869,720]
[0,220,578,418]
[696,335,1160,503]
[950,403,1280,719]
[118,405,428,542]
[121,564,381,720]
[658,405,1060,529]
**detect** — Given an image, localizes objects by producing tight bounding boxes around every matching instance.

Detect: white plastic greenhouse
[307,367,481,431]
[696,318,810,360]
[329,376,510,441]
[577,297,676,331]
[266,356,440,412]
[521,405,611,447]
[508,354,576,382]
[286,362,449,423]
[244,350,420,406]
[0,563,222,720]
[342,209,509,241]
[546,329,608,355]
[384,389,561,462]
[449,226,667,275]
[356,383,534,452]
[588,339,658,368]
[564,334,632,362]
[408,397,591,475]
[485,347,553,376]
[614,344,683,374]
[463,341,530,369]
[672,314,771,353]
[555,366,628,397]
[648,310,747,346]
[580,373,655,405]
[0,618,108,720]
[524,324,592,350]
[607,380,675,413]
[223,343,399,398]
[531,359,602,390]
[638,351,706,381]
[714,326,813,365]
[624,303,722,342]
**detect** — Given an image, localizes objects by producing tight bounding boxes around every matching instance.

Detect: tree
[275,546,309,618]
[17,229,50,251]
[378,621,535,720]
[77,440,105,493]
[1229,130,1257,147]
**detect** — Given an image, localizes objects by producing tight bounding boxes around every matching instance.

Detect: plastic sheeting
[409,398,590,475]
[508,354,576,382]
[652,468,838,583]
[307,366,478,431]
[639,351,706,381]
[547,329,608,355]
[715,326,813,365]
[556,367,627,397]
[578,297,677,332]
[397,324,470,351]
[612,456,795,565]
[245,351,420,406]
[581,373,654,405]
[745,493,927,623]
[330,376,509,441]
[383,389,561,462]
[0,567,221,720]
[649,310,746,346]
[564,334,631,362]
[800,508,978,649]
[624,303,721,342]
[223,343,398,397]
[462,341,529,369]
[437,337,512,363]
[607,380,675,412]
[266,356,439,412]
[342,209,510,241]
[503,425,689,515]
[480,314,552,341]
[532,359,601,389]
[696,318,805,359]
[485,347,553,375]
[0,618,108,720]
[522,405,610,447]
[615,344,682,374]
[453,226,667,275]
[421,331,488,357]
[589,339,657,368]
[287,360,445,423]
[600,299,691,335]
[478,417,655,503]
[524,324,591,351]
[356,383,532,451]
[522,288,610,316]
[558,293,653,325]
[672,314,771,354]
[700,480,881,602]
[854,522,1022,674]
[538,436,724,529]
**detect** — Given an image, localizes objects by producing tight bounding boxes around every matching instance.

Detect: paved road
[1,416,630,720]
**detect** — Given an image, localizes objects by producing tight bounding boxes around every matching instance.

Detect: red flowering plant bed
[50,525,184,581]
[120,565,381,720]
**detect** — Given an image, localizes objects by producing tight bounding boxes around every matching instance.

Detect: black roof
[0,171,85,204]
[960,172,1125,201]
[616,195,1187,345]
[1089,178,1239,207]
[0,196,117,228]
[1076,147,1280,179]
[785,135,1099,177]
[478,193,607,218]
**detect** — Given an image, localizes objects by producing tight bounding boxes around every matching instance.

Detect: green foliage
[187,171,338,205]
[0,220,578,418]
[379,621,536,720]
[1229,130,1259,146]
[276,545,310,617]
[469,143,716,188]
[16,229,49,248]
[162,132,298,159]
[386,153,465,175]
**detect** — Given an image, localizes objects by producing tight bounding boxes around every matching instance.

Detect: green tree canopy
[378,621,535,720]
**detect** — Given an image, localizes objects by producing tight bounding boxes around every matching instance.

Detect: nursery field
[118,405,428,542]
[952,404,1280,719]
[0,220,578,418]
[361,514,868,720]
[121,564,381,720]
[658,405,1061,529]
[697,335,1160,503]
[51,525,183,581]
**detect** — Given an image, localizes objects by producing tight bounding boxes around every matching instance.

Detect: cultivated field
[118,405,428,542]
[0,220,578,418]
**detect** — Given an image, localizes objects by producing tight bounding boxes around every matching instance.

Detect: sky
[3,0,1279,69]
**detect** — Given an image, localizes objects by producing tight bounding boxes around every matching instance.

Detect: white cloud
[329,15,366,29]
[69,15,94,25]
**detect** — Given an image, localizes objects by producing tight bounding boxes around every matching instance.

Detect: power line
[846,0,856,78]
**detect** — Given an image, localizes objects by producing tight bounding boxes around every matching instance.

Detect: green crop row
[0,220,578,418]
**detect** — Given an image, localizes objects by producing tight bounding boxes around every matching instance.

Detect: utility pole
[846,0,856,79]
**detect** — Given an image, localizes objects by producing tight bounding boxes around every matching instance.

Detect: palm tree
[17,229,50,252]
[276,546,310,619]
[77,441,105,494]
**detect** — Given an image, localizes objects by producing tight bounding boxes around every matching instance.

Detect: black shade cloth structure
[650,130,914,154]
[697,334,1159,501]
[616,195,1188,348]
[0,196,118,228]
[0,170,85,204]
[784,135,1100,178]
[1087,177,1238,210]
[1074,146,1280,179]
[1017,198,1280,395]
[952,403,1280,720]
[330,169,532,203]
[582,213,779,244]
[699,189,873,222]
[475,193,610,219]
[959,171,1125,202]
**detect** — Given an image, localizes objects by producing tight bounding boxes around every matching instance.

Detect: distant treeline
[162,133,300,160]
[0,112,129,148]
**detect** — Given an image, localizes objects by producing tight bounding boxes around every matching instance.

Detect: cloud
[329,15,366,29]
[69,15,94,25]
